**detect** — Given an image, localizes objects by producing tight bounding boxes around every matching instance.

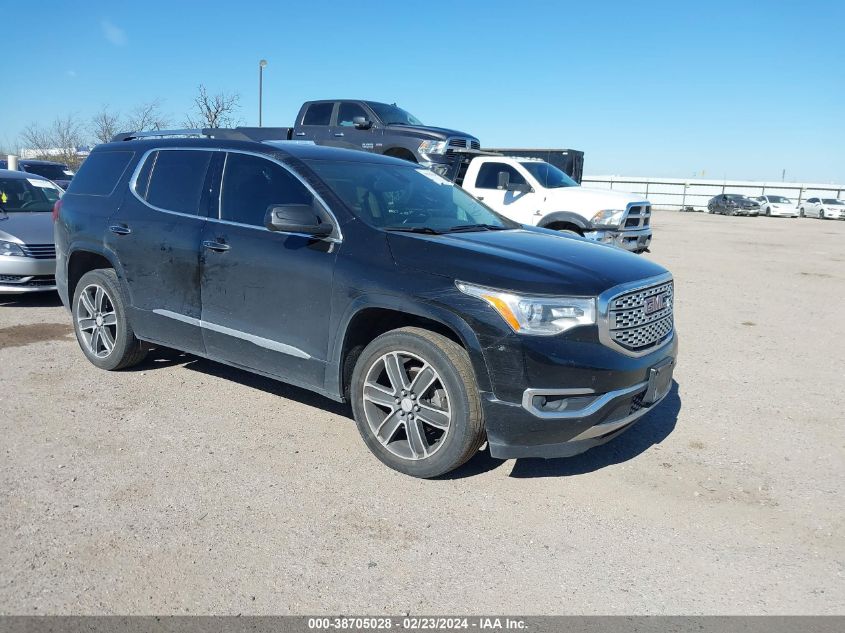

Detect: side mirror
[352,116,372,130]
[496,171,510,190]
[264,204,332,237]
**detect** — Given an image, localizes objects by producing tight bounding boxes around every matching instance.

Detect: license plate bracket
[642,357,674,405]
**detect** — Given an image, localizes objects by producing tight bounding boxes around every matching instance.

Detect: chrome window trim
[597,272,675,358]
[127,146,343,242]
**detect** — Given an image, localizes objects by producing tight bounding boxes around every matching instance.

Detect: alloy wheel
[362,350,452,460]
[76,283,118,358]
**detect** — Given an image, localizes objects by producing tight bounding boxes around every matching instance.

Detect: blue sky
[3,0,844,182]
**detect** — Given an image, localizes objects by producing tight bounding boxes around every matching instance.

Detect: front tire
[72,269,147,371]
[819,208,826,219]
[799,207,805,217]
[350,327,484,478]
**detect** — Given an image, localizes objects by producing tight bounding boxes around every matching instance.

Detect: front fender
[538,211,593,230]
[326,292,492,398]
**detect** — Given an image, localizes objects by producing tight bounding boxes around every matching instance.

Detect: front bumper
[584,227,652,253]
[482,334,678,459]
[0,257,57,294]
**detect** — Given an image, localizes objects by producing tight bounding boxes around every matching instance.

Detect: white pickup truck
[461,156,653,253]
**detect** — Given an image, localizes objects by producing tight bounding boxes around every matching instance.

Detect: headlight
[591,209,626,228]
[0,240,26,257]
[456,281,596,336]
[418,140,447,156]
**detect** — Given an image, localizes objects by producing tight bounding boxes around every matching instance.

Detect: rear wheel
[72,269,147,371]
[350,327,484,478]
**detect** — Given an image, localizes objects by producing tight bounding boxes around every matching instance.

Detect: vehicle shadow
[135,345,353,419]
[0,291,63,308]
[442,381,682,480]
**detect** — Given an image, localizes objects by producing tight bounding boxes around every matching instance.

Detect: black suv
[54,130,678,478]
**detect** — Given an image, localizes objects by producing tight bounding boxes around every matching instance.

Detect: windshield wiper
[383,225,443,234]
[444,224,511,233]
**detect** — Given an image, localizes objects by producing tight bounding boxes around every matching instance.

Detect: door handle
[109,224,131,235]
[333,132,345,137]
[203,239,230,252]
[295,132,306,137]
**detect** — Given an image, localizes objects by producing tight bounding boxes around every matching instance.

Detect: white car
[753,195,798,217]
[799,197,845,220]
[461,157,653,253]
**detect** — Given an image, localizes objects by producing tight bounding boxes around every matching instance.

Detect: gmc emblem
[644,294,665,315]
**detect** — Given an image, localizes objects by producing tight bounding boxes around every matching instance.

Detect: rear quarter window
[67,151,134,196]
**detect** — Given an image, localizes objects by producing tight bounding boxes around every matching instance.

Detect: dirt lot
[0,211,843,615]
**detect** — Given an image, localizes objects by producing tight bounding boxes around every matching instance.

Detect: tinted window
[808,198,819,203]
[68,150,134,196]
[365,102,423,126]
[520,162,578,188]
[475,163,526,189]
[302,102,333,126]
[145,150,212,215]
[337,102,368,127]
[306,161,518,231]
[220,153,313,226]
[0,177,62,212]
[823,199,843,205]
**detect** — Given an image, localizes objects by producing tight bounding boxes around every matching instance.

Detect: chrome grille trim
[20,243,57,259]
[598,273,675,357]
[621,203,651,231]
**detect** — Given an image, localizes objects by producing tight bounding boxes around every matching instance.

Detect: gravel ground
[0,211,843,615]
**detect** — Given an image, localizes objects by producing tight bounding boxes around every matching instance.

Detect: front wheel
[350,327,485,478]
[799,207,805,217]
[765,207,771,216]
[72,269,147,371]
[818,208,826,219]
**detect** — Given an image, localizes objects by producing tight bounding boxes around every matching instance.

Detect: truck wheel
[72,269,148,371]
[350,327,484,478]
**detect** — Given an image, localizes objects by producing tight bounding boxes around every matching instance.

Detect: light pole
[258,59,268,127]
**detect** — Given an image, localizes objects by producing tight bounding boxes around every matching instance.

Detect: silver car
[0,169,62,293]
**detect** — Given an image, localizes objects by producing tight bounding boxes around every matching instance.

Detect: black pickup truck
[260,100,480,183]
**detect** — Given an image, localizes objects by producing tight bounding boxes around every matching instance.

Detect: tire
[72,268,147,371]
[799,207,805,218]
[350,327,484,478]
[818,208,826,220]
[765,207,771,216]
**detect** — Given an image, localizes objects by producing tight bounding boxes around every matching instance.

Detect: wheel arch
[538,211,591,233]
[66,245,124,304]
[382,146,418,163]
[330,297,491,401]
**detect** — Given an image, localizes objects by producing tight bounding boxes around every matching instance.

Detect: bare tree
[184,84,241,128]
[20,115,87,169]
[90,106,123,144]
[125,100,170,131]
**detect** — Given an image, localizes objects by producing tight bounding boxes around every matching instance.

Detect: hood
[544,186,648,213]
[383,124,477,142]
[0,212,55,244]
[388,227,667,296]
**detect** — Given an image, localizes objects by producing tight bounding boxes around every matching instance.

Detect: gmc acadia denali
[54,129,678,478]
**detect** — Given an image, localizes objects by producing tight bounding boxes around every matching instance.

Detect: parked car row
[0,159,75,189]
[706,193,845,219]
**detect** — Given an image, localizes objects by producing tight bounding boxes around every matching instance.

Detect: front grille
[446,138,480,153]
[20,243,56,259]
[0,274,55,287]
[606,280,674,354]
[623,204,651,230]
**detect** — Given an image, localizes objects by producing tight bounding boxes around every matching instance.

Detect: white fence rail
[581,175,844,210]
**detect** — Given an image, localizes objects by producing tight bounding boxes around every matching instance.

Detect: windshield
[726,194,749,200]
[0,177,62,212]
[767,196,791,204]
[822,199,843,205]
[366,102,423,126]
[305,161,519,232]
[520,162,579,188]
[24,163,74,181]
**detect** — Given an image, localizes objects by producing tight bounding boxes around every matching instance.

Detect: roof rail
[111,127,293,143]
